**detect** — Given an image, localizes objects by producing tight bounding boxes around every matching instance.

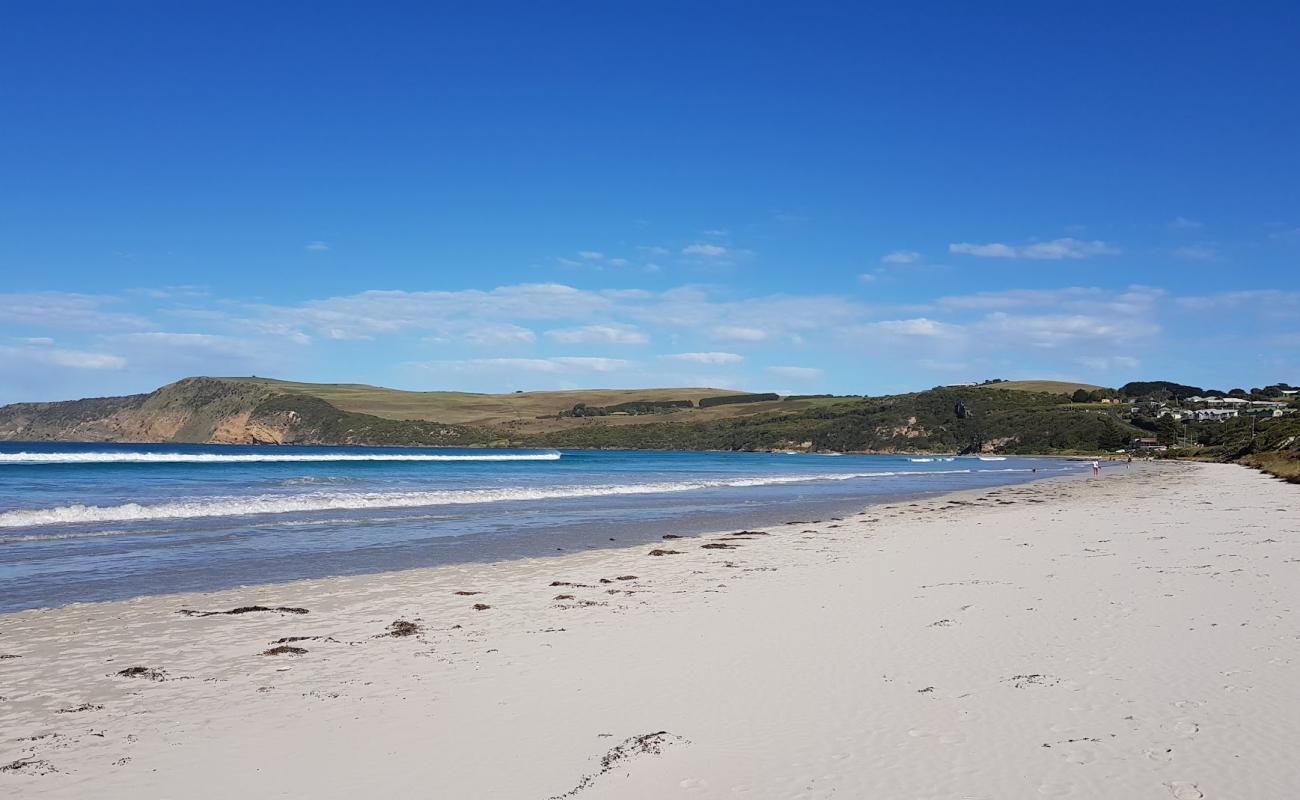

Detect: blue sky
[2,2,1298,404]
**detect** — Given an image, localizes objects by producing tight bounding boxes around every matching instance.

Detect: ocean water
[0,443,1081,612]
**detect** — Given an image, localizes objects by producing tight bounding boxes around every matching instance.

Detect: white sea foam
[0,469,982,529]
[0,451,562,465]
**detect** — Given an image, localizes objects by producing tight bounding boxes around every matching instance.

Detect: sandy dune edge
[1,462,1297,799]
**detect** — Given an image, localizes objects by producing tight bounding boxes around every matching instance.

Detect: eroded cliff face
[209,410,306,444]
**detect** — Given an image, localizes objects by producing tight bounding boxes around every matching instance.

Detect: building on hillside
[1192,408,1239,422]
[1130,437,1163,450]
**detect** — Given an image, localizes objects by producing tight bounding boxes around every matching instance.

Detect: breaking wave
[0,469,978,529]
[0,451,563,465]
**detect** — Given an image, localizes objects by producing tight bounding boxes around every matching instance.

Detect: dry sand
[1,462,1297,799]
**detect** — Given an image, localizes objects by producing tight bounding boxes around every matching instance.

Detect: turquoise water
[0,443,1080,612]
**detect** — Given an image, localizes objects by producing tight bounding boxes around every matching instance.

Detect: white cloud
[881,250,921,265]
[544,324,649,345]
[413,356,631,374]
[766,365,822,381]
[682,243,728,258]
[948,242,1018,258]
[261,283,616,339]
[305,241,330,252]
[0,344,127,370]
[46,350,127,369]
[660,352,744,365]
[868,318,958,337]
[1173,245,1217,261]
[116,332,242,349]
[710,325,768,342]
[978,312,1157,348]
[460,324,537,346]
[578,250,604,261]
[1176,290,1300,312]
[948,238,1120,260]
[1169,217,1202,230]
[1077,355,1140,371]
[936,287,1107,312]
[0,292,152,331]
[606,257,630,267]
[21,337,55,346]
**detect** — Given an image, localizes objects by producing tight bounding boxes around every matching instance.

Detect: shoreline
[2,464,1082,618]
[3,460,1297,798]
[0,455,1080,614]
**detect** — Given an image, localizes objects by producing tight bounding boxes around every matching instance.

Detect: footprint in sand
[1166,781,1203,799]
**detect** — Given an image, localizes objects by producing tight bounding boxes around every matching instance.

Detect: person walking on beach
[1092,460,1100,477]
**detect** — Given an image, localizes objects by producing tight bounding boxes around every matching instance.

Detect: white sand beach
[1,462,1297,799]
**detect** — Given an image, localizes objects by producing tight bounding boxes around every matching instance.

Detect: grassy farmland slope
[204,377,840,434]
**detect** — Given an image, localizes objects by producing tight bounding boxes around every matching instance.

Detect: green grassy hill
[977,380,1106,395]
[520,387,1141,454]
[13,376,1298,470]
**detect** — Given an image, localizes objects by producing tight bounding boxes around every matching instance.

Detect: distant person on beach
[1092,460,1100,476]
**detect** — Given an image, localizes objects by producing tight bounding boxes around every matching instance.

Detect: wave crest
[0,469,984,529]
[0,451,562,465]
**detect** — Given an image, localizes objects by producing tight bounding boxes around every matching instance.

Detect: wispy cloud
[881,250,921,265]
[1176,289,1300,312]
[660,351,744,365]
[682,243,729,258]
[1077,355,1140,371]
[1168,217,1202,231]
[458,324,537,347]
[948,238,1121,260]
[0,344,126,370]
[766,365,822,381]
[305,241,330,252]
[544,324,649,345]
[412,356,631,374]
[0,292,153,332]
[1173,245,1217,261]
[862,318,959,337]
[710,325,768,342]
